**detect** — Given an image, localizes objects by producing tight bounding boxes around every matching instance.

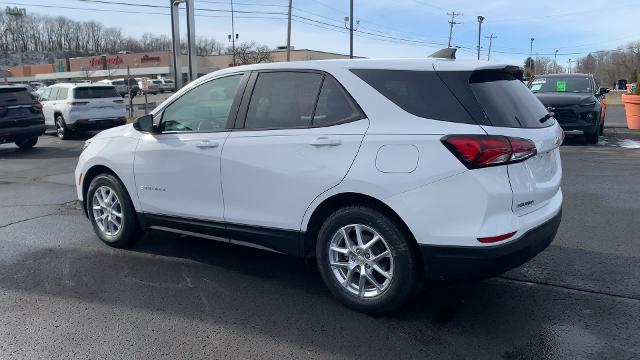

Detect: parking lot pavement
[0,129,639,359]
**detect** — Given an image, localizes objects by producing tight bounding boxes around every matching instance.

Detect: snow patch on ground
[617,139,640,149]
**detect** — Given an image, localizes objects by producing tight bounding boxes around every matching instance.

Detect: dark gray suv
[529,73,608,144]
[0,85,45,149]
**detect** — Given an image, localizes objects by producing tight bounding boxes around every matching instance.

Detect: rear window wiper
[539,112,554,124]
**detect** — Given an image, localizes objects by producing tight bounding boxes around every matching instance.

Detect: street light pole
[554,49,558,74]
[529,37,535,75]
[286,0,292,61]
[230,0,237,65]
[568,58,573,74]
[349,0,354,58]
[476,16,485,60]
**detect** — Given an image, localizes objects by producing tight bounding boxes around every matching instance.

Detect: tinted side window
[161,74,243,132]
[351,69,475,124]
[244,72,323,129]
[312,76,364,127]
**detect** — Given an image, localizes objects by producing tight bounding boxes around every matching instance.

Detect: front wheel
[585,129,599,144]
[316,206,419,314]
[87,173,140,248]
[15,136,38,149]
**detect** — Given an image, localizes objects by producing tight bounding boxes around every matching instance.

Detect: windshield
[529,76,592,93]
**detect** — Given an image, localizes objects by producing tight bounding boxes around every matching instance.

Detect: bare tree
[229,41,273,65]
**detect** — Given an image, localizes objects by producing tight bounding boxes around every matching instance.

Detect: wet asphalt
[0,111,638,359]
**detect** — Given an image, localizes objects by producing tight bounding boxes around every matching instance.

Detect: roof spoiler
[429,48,457,60]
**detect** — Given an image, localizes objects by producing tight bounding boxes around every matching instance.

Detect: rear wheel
[87,173,140,248]
[316,206,419,314]
[15,136,38,149]
[55,116,70,140]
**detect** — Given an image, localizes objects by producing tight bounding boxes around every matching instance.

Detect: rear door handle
[195,140,219,149]
[309,137,342,146]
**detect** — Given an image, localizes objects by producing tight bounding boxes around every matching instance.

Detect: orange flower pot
[622,94,640,130]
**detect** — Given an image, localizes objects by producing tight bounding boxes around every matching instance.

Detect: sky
[4,0,639,67]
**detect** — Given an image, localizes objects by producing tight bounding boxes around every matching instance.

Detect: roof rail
[429,48,457,60]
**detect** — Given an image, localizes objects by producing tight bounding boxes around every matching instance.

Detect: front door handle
[309,137,342,147]
[195,140,219,149]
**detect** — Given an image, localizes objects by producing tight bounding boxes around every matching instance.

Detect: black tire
[585,129,599,144]
[15,136,38,149]
[55,115,70,140]
[316,206,419,314]
[86,173,140,248]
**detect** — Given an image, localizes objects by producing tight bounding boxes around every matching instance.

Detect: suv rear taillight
[441,135,537,169]
[32,102,43,111]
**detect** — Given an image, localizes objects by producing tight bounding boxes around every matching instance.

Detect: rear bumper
[68,118,126,131]
[420,209,562,281]
[0,124,46,144]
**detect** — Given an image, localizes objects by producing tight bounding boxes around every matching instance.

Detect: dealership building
[2,49,352,84]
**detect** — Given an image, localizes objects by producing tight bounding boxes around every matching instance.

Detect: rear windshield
[351,69,475,124]
[164,80,174,84]
[74,86,119,99]
[0,88,35,104]
[469,70,551,128]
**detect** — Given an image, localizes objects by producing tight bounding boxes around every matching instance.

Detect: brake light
[441,135,537,169]
[32,102,43,111]
[67,101,89,106]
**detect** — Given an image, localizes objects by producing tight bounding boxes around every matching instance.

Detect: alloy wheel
[328,224,394,298]
[91,185,123,237]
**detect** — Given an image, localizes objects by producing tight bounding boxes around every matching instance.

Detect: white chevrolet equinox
[76,59,563,313]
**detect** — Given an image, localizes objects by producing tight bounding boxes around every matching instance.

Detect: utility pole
[447,12,462,48]
[349,0,354,58]
[529,37,535,75]
[476,16,485,60]
[485,34,496,61]
[230,0,237,65]
[554,49,558,74]
[6,7,26,66]
[286,0,292,61]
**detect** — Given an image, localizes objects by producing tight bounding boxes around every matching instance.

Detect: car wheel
[585,130,599,144]
[55,116,70,140]
[15,136,38,149]
[87,173,140,248]
[316,206,419,314]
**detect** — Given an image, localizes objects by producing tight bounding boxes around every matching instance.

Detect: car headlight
[82,139,93,150]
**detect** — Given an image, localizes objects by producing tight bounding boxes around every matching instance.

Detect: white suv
[75,59,563,313]
[40,83,126,139]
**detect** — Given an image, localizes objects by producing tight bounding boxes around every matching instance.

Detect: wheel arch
[303,192,421,262]
[81,165,132,217]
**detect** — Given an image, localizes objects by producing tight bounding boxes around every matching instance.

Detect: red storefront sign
[88,56,123,67]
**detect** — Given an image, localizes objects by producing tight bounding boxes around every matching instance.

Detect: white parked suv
[75,59,563,313]
[40,83,127,139]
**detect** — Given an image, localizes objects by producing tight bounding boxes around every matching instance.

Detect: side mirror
[598,87,610,96]
[133,114,156,133]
